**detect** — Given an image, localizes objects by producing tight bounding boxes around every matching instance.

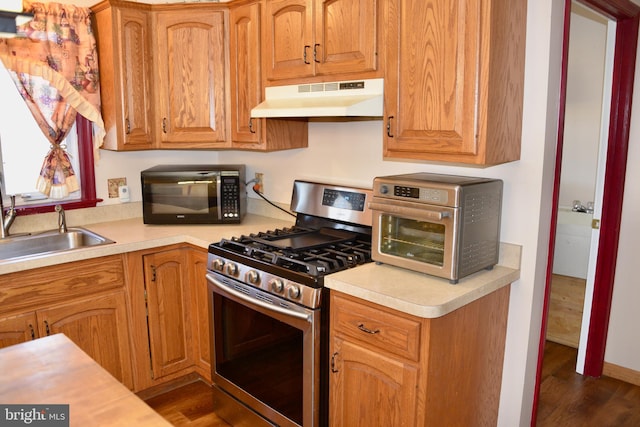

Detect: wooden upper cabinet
[154,9,227,148]
[118,8,154,148]
[264,0,382,83]
[230,1,263,144]
[93,2,154,150]
[384,0,526,165]
[230,1,309,150]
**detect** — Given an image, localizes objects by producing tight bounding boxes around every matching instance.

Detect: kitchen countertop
[0,214,295,275]
[0,214,521,318]
[0,333,171,426]
[325,242,521,318]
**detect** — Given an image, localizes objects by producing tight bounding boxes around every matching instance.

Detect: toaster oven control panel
[379,184,449,205]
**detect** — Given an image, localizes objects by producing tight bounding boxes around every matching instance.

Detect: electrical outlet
[107,178,127,198]
[255,172,264,193]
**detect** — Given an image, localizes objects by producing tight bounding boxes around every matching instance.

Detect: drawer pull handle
[331,352,339,373]
[358,323,380,335]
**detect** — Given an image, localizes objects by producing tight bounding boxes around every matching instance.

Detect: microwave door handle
[368,202,450,221]
[215,177,222,220]
[206,274,311,322]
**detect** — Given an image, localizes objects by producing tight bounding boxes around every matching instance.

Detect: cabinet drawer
[331,292,422,361]
[0,255,125,314]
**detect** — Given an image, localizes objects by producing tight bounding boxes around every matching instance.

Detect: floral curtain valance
[0,1,105,199]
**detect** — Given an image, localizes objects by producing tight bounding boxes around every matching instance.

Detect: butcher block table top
[0,334,170,426]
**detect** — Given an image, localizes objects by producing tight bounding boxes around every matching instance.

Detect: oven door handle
[207,274,312,322]
[369,202,451,221]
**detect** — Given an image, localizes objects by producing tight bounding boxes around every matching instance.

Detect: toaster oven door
[371,202,459,281]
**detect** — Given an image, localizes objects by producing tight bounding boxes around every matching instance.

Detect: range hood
[251,78,383,118]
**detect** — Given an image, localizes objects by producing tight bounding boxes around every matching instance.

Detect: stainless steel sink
[0,227,115,261]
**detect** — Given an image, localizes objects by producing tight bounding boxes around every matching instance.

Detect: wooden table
[0,334,171,426]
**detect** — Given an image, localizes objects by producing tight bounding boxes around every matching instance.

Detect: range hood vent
[251,78,383,118]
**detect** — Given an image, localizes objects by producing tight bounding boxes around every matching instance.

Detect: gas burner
[213,227,371,277]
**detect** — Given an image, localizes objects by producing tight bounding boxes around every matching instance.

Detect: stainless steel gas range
[206,180,374,427]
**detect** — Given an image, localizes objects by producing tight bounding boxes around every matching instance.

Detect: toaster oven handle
[369,202,451,221]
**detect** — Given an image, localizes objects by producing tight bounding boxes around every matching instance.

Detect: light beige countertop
[0,214,294,275]
[325,242,521,318]
[0,213,521,318]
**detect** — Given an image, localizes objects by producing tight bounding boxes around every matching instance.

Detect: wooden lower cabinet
[329,287,510,426]
[126,245,211,390]
[0,255,134,389]
[189,249,212,382]
[0,312,38,348]
[330,337,420,426]
[37,291,134,389]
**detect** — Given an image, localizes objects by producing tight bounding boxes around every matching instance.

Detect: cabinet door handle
[303,45,311,64]
[125,117,131,134]
[28,324,35,340]
[313,43,320,63]
[386,116,394,138]
[162,118,167,134]
[358,323,380,335]
[151,265,157,282]
[44,320,50,336]
[248,118,256,134]
[331,352,339,373]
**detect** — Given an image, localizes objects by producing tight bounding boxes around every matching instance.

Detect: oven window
[214,294,303,425]
[149,182,213,214]
[379,214,445,266]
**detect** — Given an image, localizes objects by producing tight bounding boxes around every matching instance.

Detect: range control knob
[287,284,301,300]
[269,278,284,293]
[247,270,260,284]
[379,184,389,195]
[225,262,239,276]
[212,258,225,271]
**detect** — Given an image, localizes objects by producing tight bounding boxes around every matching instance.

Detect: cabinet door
[0,312,38,349]
[314,0,379,76]
[144,248,194,379]
[37,291,134,389]
[155,10,227,147]
[117,7,154,149]
[329,336,419,426]
[265,0,314,81]
[384,0,525,165]
[230,1,262,145]
[384,0,479,160]
[189,248,211,382]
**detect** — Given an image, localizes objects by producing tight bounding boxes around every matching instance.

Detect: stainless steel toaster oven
[370,173,503,283]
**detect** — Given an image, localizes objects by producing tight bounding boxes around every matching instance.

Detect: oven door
[206,272,319,427]
[370,201,460,281]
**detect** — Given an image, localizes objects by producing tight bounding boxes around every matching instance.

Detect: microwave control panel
[378,184,450,205]
[221,176,241,219]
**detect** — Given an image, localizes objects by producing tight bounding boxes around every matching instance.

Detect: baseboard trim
[603,361,640,386]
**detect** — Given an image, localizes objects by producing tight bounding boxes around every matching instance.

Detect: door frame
[532,0,640,424]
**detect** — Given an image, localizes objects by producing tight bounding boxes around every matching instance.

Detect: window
[0,62,99,214]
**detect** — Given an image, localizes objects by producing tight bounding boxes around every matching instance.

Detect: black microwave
[141,164,246,224]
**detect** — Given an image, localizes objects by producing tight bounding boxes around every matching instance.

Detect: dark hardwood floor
[144,380,230,426]
[536,341,640,426]
[145,344,640,427]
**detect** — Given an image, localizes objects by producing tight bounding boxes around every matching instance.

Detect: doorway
[546,1,613,366]
[533,0,640,424]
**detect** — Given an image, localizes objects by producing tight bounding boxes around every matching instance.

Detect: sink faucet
[55,205,68,233]
[1,191,17,239]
